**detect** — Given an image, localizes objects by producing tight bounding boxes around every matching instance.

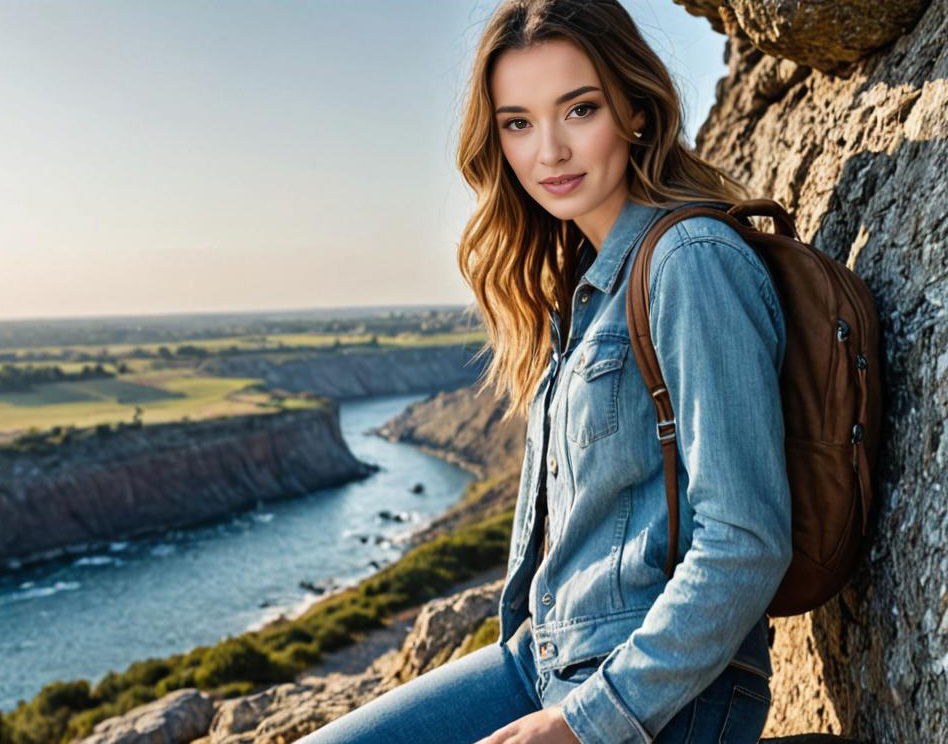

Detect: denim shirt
[495,197,793,743]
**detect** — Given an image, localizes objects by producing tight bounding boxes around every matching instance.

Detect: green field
[0,330,486,444]
[0,371,319,444]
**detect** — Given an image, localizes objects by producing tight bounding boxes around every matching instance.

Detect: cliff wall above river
[0,403,377,568]
[198,343,488,400]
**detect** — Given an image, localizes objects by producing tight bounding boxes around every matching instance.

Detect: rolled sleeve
[558,234,793,742]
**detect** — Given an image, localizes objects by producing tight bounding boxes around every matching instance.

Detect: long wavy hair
[456,0,748,422]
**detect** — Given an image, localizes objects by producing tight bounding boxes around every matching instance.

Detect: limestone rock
[689,0,948,741]
[78,688,214,744]
[674,0,932,71]
[383,578,504,683]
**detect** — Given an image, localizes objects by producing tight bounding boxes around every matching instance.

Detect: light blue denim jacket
[495,197,793,743]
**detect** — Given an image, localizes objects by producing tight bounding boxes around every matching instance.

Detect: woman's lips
[540,173,585,195]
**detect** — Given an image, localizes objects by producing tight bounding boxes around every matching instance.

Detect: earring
[632,130,643,138]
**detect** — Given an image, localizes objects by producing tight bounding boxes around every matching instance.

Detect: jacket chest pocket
[565,336,629,447]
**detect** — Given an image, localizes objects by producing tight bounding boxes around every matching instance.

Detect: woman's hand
[474,705,581,743]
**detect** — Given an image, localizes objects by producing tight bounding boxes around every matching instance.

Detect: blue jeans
[292,616,772,743]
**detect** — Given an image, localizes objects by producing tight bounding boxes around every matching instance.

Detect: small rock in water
[299,580,326,595]
[410,482,425,494]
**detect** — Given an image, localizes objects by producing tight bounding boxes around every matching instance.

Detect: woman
[295,1,792,742]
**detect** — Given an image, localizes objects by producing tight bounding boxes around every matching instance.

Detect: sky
[0,0,727,322]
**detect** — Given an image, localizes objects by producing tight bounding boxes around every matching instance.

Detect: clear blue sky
[0,0,725,321]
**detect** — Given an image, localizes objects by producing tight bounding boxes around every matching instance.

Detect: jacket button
[577,352,586,368]
[542,592,553,606]
[579,292,589,304]
[542,641,557,657]
[547,456,557,475]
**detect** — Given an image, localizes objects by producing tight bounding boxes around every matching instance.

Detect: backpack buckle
[656,419,676,441]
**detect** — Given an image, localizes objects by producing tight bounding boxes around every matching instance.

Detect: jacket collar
[579,199,664,295]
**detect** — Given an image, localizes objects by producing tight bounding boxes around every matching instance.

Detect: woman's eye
[501,103,598,131]
[569,103,599,119]
[504,118,529,131]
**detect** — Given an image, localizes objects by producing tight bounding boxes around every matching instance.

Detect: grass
[0,372,325,442]
[0,505,514,744]
[0,332,487,442]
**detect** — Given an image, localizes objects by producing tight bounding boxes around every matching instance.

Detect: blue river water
[0,392,476,712]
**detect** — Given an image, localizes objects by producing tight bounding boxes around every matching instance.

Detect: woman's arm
[557,231,793,744]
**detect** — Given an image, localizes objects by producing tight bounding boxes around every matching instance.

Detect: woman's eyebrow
[494,85,601,114]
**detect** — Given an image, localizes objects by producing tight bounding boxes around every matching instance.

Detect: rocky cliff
[0,404,377,568]
[674,1,947,741]
[371,385,525,479]
[371,385,526,548]
[198,344,488,400]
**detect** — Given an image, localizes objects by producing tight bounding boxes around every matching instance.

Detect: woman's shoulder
[647,209,773,299]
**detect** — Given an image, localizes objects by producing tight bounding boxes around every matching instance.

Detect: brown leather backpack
[625,199,882,616]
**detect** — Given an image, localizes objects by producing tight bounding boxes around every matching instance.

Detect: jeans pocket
[552,654,608,684]
[718,684,771,744]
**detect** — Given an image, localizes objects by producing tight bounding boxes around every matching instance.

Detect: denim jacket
[495,197,793,743]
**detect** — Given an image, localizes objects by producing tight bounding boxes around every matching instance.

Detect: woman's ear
[632,108,647,134]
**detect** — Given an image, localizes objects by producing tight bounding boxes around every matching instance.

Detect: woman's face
[490,38,643,241]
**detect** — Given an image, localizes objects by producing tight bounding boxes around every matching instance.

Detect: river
[0,392,475,712]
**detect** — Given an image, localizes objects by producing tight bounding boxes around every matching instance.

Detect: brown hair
[455,0,748,421]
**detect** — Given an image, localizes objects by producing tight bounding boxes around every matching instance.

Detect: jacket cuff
[559,668,653,744]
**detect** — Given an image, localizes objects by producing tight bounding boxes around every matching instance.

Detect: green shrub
[114,685,156,710]
[257,625,314,652]
[194,637,294,688]
[154,668,197,697]
[272,641,323,668]
[123,658,173,687]
[35,680,95,716]
[64,703,120,743]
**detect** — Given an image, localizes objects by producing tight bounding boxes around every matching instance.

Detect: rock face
[79,688,215,744]
[673,0,932,71]
[676,0,948,741]
[0,405,377,567]
[199,344,488,401]
[372,385,525,480]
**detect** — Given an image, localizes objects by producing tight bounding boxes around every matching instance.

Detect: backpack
[625,198,882,616]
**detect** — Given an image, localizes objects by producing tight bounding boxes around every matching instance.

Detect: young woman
[295,1,792,742]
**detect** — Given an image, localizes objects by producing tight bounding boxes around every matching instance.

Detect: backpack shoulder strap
[625,200,748,577]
